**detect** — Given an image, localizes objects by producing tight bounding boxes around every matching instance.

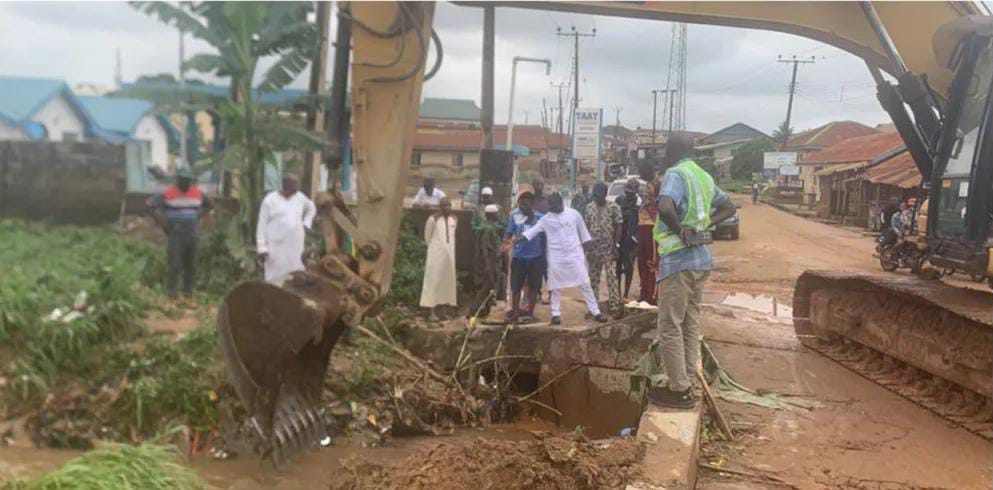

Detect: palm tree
[132,2,323,243]
[772,120,794,146]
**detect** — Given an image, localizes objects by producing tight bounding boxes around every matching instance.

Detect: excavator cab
[927,22,993,283]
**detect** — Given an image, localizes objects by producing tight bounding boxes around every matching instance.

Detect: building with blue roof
[0,76,103,142]
[77,96,176,170]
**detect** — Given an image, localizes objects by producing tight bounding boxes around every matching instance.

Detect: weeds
[387,214,427,308]
[3,442,206,490]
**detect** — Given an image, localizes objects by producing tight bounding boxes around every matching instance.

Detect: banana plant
[131,1,324,244]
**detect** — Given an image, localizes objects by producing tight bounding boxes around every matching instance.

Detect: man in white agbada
[256,174,316,283]
[520,193,607,325]
[420,197,458,319]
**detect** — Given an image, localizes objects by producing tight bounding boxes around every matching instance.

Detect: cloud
[0,1,889,134]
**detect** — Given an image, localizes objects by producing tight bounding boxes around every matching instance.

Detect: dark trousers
[166,221,198,298]
[637,225,658,305]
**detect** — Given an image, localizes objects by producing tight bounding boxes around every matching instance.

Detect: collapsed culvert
[400,311,658,437]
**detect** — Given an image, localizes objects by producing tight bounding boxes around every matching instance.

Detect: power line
[557,25,596,134]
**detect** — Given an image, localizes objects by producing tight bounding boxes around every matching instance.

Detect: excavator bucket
[217,271,351,465]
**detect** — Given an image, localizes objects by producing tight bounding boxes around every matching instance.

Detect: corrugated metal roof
[813,161,872,176]
[800,132,905,165]
[788,120,879,150]
[866,151,921,189]
[419,98,481,121]
[78,96,154,134]
[0,76,69,120]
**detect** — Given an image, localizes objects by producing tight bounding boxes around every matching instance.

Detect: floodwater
[0,419,557,489]
[718,292,793,319]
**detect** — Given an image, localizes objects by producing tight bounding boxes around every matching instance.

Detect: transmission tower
[664,23,688,133]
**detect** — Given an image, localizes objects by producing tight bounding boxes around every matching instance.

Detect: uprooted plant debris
[322,313,525,448]
[330,431,644,490]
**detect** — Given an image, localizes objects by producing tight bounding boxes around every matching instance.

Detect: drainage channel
[403,312,704,488]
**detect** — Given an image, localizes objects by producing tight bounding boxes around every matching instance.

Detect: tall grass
[0,221,160,403]
[4,443,205,490]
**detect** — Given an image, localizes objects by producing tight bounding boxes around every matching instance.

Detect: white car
[607,176,646,205]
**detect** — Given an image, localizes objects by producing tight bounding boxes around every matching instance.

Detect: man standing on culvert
[584,181,623,319]
[649,133,736,409]
[147,168,211,301]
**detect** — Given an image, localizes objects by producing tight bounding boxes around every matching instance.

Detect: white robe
[420,214,458,307]
[256,191,316,283]
[522,208,592,290]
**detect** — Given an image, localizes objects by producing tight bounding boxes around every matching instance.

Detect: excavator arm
[219,1,989,464]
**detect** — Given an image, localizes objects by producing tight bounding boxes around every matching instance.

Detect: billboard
[573,108,603,178]
[763,152,798,170]
[779,164,800,176]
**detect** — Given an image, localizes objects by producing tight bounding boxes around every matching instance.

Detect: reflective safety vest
[653,159,716,256]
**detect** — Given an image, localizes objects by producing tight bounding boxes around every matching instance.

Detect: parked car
[606,176,646,206]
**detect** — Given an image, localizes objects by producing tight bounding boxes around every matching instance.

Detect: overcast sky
[0,1,892,135]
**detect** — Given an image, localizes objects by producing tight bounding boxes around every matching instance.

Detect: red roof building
[788,120,880,155]
[799,132,905,166]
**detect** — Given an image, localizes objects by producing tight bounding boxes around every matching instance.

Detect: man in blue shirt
[650,133,736,409]
[503,191,545,323]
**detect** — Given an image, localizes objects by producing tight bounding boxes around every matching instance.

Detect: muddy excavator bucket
[217,271,351,465]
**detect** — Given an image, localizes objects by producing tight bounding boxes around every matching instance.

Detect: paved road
[698,198,992,489]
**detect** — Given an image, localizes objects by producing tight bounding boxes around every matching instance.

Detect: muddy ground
[698,198,992,489]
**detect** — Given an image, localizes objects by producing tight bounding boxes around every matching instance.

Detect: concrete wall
[33,94,87,142]
[0,141,125,224]
[133,115,169,171]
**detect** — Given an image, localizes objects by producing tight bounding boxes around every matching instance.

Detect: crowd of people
[147,133,735,412]
[414,133,737,409]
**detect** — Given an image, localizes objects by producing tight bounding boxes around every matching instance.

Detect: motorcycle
[875,234,927,273]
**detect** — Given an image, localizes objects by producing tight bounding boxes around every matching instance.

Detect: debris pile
[331,432,644,490]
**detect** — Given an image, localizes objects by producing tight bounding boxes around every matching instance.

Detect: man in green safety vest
[648,133,737,409]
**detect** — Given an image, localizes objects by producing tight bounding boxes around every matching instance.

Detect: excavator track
[794,271,993,440]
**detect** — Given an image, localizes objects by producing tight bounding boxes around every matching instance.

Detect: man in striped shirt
[147,169,211,300]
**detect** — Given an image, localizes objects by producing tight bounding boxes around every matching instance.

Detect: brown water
[0,420,556,489]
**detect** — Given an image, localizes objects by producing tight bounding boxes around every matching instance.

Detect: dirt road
[698,198,992,489]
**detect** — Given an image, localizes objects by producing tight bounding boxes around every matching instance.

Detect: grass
[3,443,206,490]
[0,220,241,441]
[0,221,161,404]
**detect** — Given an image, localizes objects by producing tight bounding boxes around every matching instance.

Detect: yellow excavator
[217,2,993,463]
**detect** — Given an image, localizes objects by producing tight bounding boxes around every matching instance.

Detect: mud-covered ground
[696,198,992,489]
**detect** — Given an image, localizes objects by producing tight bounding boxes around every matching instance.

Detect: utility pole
[777,54,816,150]
[613,107,622,139]
[557,25,596,133]
[178,27,187,167]
[303,0,331,197]
[651,89,661,143]
[524,110,529,125]
[114,48,122,88]
[481,5,495,149]
[550,82,568,135]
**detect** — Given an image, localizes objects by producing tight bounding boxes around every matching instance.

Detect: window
[412,151,422,167]
[453,153,464,167]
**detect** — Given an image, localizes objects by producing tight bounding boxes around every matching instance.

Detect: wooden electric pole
[304,1,331,196]
[777,54,815,150]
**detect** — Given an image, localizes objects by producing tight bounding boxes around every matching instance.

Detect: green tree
[771,120,794,146]
[132,2,323,243]
[730,139,776,180]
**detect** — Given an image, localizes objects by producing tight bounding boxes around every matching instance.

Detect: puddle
[719,293,793,319]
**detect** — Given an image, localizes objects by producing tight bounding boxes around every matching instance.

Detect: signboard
[573,108,603,178]
[763,152,798,170]
[779,164,800,176]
